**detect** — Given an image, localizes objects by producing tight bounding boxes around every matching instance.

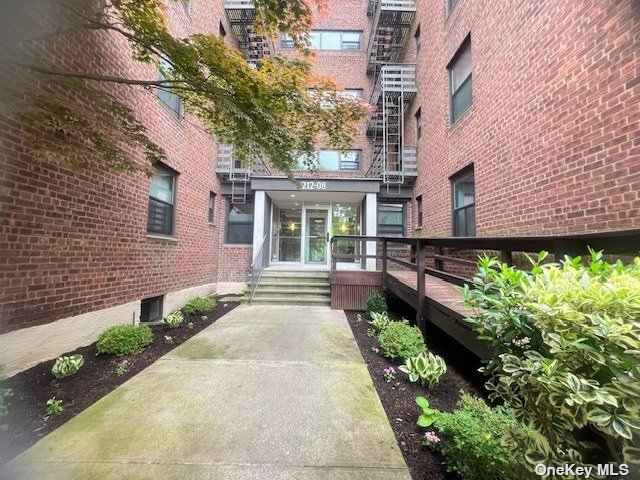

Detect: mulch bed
[0,298,239,466]
[345,306,485,480]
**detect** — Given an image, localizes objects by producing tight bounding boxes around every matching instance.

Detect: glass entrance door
[303,208,329,265]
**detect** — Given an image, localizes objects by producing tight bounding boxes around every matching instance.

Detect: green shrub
[0,365,12,420]
[433,393,537,480]
[463,249,640,470]
[97,324,153,356]
[377,320,425,360]
[52,354,84,379]
[399,351,446,388]
[368,311,391,332]
[163,311,184,329]
[183,297,217,316]
[366,292,387,315]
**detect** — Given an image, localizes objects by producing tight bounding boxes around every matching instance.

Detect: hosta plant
[415,396,437,427]
[45,397,64,416]
[51,354,84,379]
[369,311,391,332]
[163,311,184,329]
[463,249,640,475]
[399,351,447,388]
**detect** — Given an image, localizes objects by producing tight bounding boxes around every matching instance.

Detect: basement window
[141,296,163,323]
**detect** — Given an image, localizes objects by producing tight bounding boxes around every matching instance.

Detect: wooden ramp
[386,270,490,358]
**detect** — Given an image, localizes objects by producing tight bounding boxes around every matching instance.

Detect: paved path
[3,306,411,480]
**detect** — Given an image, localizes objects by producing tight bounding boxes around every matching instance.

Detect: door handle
[326,233,330,242]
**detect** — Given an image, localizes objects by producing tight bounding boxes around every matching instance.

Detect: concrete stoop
[242,270,331,306]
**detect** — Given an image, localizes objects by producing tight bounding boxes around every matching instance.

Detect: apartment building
[1,0,638,374]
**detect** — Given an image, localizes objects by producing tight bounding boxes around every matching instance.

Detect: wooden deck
[386,270,490,358]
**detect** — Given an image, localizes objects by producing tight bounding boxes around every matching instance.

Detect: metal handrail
[248,234,269,303]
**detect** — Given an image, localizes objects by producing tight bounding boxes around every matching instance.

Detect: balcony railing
[224,0,274,62]
[366,0,416,74]
[370,64,417,106]
[215,144,271,178]
[367,145,417,182]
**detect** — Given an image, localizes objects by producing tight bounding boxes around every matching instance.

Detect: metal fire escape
[215,144,271,204]
[217,2,274,203]
[224,0,274,64]
[365,0,417,192]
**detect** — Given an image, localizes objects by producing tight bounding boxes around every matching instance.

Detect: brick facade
[1,0,639,343]
[0,0,234,334]
[403,0,640,236]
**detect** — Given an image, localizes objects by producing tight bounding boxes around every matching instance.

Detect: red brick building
[0,0,638,375]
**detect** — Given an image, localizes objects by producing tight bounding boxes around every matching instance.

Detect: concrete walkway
[3,306,411,480]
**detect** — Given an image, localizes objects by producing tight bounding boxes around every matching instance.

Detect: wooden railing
[330,229,640,330]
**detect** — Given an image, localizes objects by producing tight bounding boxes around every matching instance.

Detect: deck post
[434,245,443,272]
[381,238,388,290]
[416,240,426,333]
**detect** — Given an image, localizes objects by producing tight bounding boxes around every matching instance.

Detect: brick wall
[0,0,236,334]
[404,0,640,236]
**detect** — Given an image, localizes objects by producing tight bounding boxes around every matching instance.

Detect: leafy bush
[163,311,184,329]
[399,351,446,388]
[0,365,12,420]
[366,292,387,315]
[377,320,425,360]
[183,297,217,316]
[432,393,537,480]
[463,249,640,471]
[45,397,64,416]
[52,354,84,379]
[369,311,391,332]
[97,324,153,356]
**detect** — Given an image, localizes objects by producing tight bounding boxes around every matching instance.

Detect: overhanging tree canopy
[0,0,368,176]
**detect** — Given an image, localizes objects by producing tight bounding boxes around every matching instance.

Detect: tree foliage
[0,0,367,175]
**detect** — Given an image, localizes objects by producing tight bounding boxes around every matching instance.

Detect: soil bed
[345,307,485,480]
[0,298,239,466]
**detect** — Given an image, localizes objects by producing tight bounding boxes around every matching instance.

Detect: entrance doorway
[303,208,329,266]
[269,200,362,269]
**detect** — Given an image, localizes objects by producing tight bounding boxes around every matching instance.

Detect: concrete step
[258,281,331,288]
[261,271,329,279]
[243,295,331,306]
[252,288,331,296]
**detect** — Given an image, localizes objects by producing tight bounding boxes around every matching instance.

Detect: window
[147,164,177,236]
[448,36,472,124]
[226,201,254,244]
[342,89,364,99]
[283,31,362,50]
[157,60,183,119]
[281,34,295,48]
[414,24,421,56]
[208,192,216,223]
[297,150,361,171]
[416,195,423,227]
[451,166,476,237]
[141,296,163,323]
[415,107,422,140]
[377,203,405,237]
[448,0,458,14]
